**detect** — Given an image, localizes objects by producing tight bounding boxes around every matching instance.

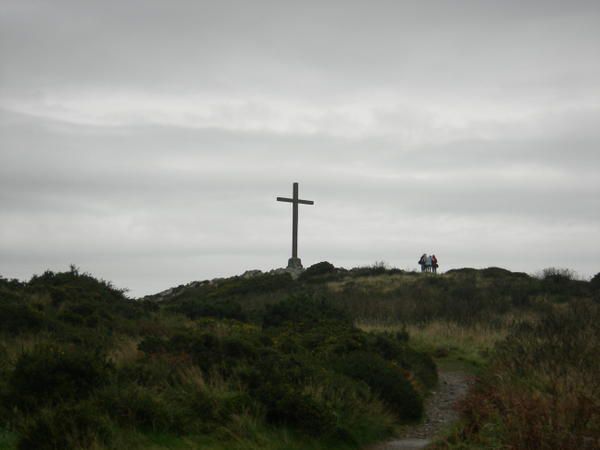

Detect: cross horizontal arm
[276,197,314,205]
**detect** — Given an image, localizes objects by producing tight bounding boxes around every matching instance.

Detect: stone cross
[277,182,314,269]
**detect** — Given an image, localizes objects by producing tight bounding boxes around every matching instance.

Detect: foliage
[433,301,600,450]
[0,268,438,449]
[262,295,348,328]
[334,351,423,421]
[590,272,600,291]
[0,304,46,334]
[299,261,337,282]
[17,402,111,450]
[1,264,597,450]
[7,345,113,413]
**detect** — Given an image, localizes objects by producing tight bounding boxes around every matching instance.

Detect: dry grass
[327,273,419,294]
[357,319,510,368]
[175,364,206,390]
[107,336,142,367]
[0,333,50,364]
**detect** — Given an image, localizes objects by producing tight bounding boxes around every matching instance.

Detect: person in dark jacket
[418,254,427,272]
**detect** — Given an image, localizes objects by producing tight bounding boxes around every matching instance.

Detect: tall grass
[432,300,600,450]
[357,320,509,369]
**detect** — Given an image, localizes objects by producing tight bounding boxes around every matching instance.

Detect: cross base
[287,257,303,270]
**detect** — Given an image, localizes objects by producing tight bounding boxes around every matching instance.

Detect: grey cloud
[1,1,599,295]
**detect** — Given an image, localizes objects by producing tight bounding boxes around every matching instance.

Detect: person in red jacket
[431,254,438,274]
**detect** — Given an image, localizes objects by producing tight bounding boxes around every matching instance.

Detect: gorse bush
[299,261,337,282]
[0,303,45,334]
[17,402,111,450]
[262,295,348,328]
[172,298,246,320]
[8,345,113,413]
[334,351,423,421]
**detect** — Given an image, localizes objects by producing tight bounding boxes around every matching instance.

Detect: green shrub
[17,402,111,450]
[263,389,336,436]
[300,261,337,281]
[174,298,246,320]
[368,333,437,388]
[96,383,173,432]
[334,351,423,421]
[262,295,348,328]
[210,273,294,298]
[8,346,112,413]
[0,303,46,334]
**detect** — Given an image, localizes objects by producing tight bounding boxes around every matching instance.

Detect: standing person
[431,254,438,274]
[418,254,427,272]
[426,254,433,272]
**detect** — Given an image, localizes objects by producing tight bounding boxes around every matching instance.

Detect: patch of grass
[0,428,17,450]
[357,320,509,371]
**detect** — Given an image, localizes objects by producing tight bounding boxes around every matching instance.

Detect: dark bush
[590,272,600,291]
[97,383,173,432]
[263,388,336,435]
[28,269,126,303]
[174,298,246,320]
[137,335,168,355]
[445,267,478,276]
[8,346,112,413]
[152,331,263,375]
[541,267,576,282]
[480,267,519,278]
[0,303,45,334]
[334,351,423,421]
[368,333,437,388]
[300,261,336,281]
[17,402,111,450]
[262,295,348,328]
[210,273,294,297]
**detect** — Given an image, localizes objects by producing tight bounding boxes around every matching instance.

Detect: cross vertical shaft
[276,182,314,269]
[292,182,298,259]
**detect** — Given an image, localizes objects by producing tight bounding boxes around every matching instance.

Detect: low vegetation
[0,266,435,450]
[432,300,600,449]
[1,262,598,449]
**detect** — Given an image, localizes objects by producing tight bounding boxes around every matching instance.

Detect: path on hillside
[368,371,472,450]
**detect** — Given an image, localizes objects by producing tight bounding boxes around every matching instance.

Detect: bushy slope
[0,267,437,450]
[433,300,600,449]
[2,263,598,450]
[155,263,598,326]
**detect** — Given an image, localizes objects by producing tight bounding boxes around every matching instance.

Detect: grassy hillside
[1,263,598,449]
[0,266,435,450]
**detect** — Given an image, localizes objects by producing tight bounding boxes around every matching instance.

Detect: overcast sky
[1,0,599,296]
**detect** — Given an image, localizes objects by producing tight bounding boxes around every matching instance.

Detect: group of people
[419,254,439,273]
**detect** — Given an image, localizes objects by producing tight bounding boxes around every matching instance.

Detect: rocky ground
[369,371,472,450]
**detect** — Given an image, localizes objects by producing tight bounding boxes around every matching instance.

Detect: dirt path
[369,371,472,450]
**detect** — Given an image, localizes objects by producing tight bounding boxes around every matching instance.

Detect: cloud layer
[1,1,599,295]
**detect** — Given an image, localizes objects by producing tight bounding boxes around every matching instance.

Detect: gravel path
[368,371,472,450]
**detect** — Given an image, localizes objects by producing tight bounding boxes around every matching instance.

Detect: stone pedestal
[287,257,303,269]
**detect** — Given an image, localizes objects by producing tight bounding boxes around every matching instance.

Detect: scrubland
[0,263,598,449]
[0,267,434,450]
